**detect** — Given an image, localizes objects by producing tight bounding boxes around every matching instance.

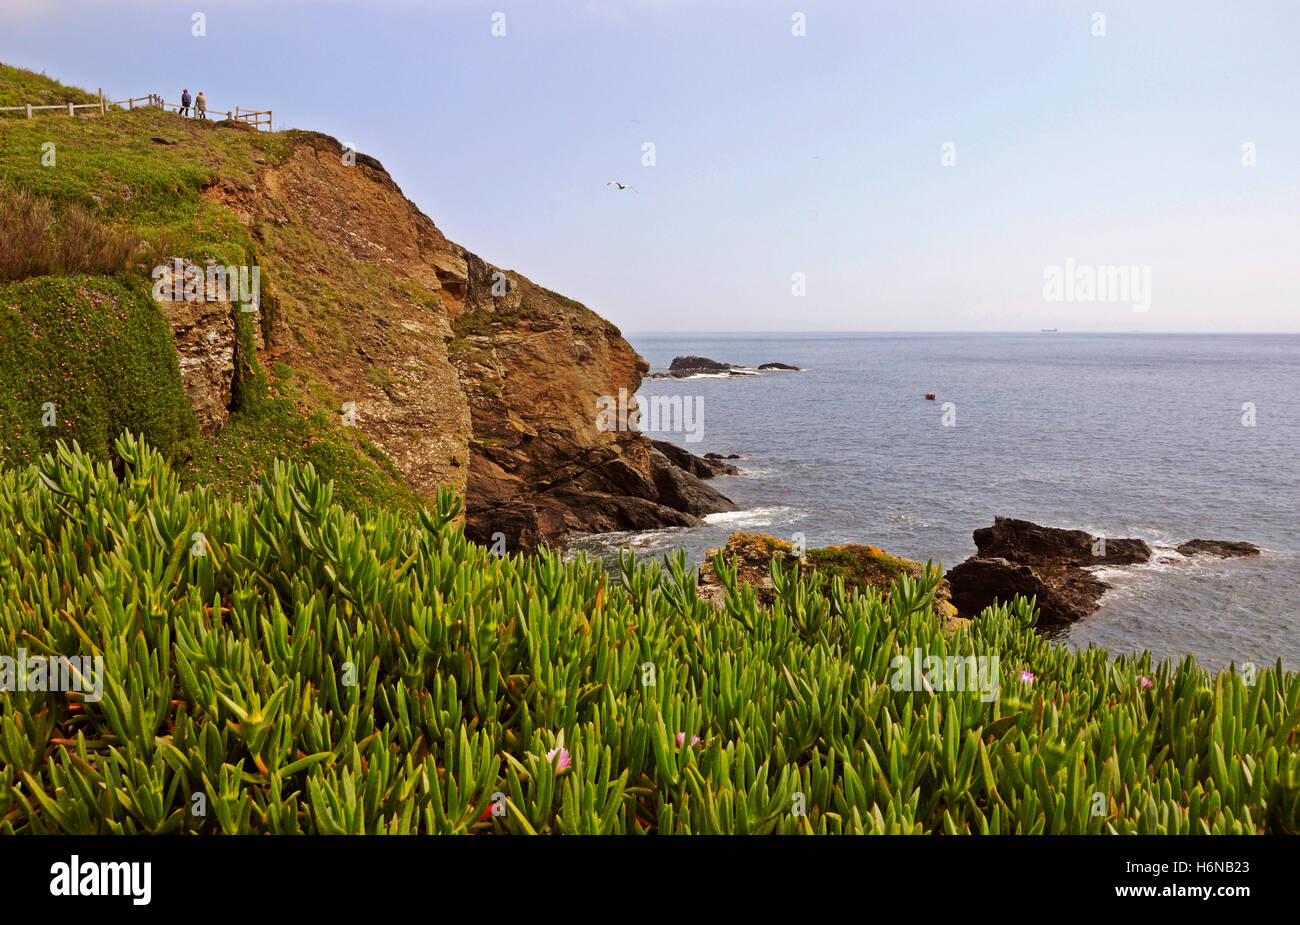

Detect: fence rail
[0,88,271,130]
[235,107,271,131]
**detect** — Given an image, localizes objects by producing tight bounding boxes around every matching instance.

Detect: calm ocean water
[571,333,1300,670]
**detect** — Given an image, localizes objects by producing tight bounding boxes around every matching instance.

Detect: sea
[570,333,1300,671]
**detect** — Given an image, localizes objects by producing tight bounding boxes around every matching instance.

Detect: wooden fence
[0,88,271,131]
[235,107,271,131]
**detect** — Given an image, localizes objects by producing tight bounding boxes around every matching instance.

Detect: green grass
[0,276,197,469]
[0,106,281,266]
[0,67,415,513]
[177,366,422,517]
[807,544,910,586]
[1,434,1297,834]
[0,64,97,108]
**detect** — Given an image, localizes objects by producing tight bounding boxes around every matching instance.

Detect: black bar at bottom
[0,835,1281,912]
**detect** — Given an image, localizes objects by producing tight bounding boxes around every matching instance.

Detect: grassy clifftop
[0,65,421,514]
[4,64,734,548]
[0,64,97,108]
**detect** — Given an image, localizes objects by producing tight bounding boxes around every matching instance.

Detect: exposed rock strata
[651,439,739,478]
[154,259,252,436]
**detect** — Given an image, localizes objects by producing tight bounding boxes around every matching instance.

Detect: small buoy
[924,393,936,400]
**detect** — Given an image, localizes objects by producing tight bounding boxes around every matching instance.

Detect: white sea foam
[887,512,933,527]
[703,506,792,529]
[647,368,761,380]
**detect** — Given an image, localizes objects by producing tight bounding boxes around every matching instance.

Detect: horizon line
[622,330,1300,336]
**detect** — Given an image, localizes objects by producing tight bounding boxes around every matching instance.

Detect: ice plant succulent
[0,434,1297,835]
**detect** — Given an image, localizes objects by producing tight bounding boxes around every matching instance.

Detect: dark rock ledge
[1176,539,1260,559]
[645,356,803,379]
[946,517,1257,628]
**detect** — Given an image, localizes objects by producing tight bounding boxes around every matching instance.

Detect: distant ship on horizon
[1041,328,1059,333]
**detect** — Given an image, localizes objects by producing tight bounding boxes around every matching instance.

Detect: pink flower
[545,747,571,771]
[1139,676,1153,689]
[676,733,702,747]
[1020,670,1035,684]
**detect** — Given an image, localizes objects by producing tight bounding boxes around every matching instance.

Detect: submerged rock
[1176,539,1260,558]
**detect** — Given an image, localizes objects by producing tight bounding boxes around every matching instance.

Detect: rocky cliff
[0,81,731,549]
[195,131,732,550]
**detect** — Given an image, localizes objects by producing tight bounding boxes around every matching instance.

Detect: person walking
[180,89,191,117]
[195,91,207,120]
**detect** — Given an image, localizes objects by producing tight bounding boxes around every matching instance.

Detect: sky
[2,0,1298,332]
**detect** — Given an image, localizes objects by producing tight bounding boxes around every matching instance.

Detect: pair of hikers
[179,89,206,119]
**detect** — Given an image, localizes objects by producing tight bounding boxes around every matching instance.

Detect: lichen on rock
[697,531,960,626]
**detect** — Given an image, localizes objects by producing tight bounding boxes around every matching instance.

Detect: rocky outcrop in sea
[645,356,803,379]
[945,517,1259,627]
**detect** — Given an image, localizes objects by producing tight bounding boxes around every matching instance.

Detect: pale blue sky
[3,0,1297,331]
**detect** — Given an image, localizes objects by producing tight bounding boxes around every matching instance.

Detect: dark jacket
[181,92,191,106]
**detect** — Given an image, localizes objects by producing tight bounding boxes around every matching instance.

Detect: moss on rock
[0,275,197,468]
[698,531,960,623]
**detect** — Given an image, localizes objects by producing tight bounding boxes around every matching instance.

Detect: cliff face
[199,132,731,549]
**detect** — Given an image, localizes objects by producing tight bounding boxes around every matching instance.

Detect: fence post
[67,102,74,117]
[26,104,32,119]
[99,88,105,114]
